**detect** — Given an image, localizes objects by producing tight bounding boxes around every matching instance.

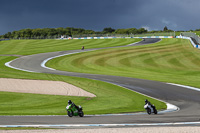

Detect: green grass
[47,38,200,88]
[0,57,166,115]
[0,38,142,55]
[0,38,167,115]
[194,31,200,36]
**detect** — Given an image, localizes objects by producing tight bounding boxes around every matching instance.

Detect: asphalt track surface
[1,38,200,127]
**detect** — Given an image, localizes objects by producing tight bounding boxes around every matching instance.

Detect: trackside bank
[60,35,199,49]
[176,36,200,49]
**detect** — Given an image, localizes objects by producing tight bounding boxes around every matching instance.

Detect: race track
[1,38,200,127]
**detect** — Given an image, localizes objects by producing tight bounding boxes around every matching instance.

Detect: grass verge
[46,38,200,88]
[0,55,166,115]
[0,38,142,55]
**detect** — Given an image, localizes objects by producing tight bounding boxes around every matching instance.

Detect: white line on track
[1,121,200,128]
[4,39,200,127]
[5,60,37,73]
[41,52,80,70]
[167,83,200,92]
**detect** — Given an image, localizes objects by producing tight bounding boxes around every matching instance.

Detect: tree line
[2,26,196,39]
[0,27,150,39]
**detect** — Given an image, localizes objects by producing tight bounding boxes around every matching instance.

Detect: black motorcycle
[144,103,157,115]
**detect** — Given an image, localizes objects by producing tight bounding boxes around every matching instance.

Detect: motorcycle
[66,104,84,117]
[144,103,157,115]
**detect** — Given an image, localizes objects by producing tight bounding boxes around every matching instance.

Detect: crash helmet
[145,99,148,104]
[68,100,72,104]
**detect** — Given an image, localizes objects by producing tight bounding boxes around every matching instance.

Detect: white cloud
[142,26,151,31]
[161,19,177,29]
[161,19,170,25]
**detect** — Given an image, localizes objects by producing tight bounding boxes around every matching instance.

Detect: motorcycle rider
[67,100,80,112]
[81,46,84,50]
[145,99,153,112]
[145,99,152,105]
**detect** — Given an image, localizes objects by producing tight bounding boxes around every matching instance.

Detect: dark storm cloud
[0,0,200,35]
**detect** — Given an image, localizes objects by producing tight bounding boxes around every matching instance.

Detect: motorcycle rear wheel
[154,109,158,114]
[79,111,84,117]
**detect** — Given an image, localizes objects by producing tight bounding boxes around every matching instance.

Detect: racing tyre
[147,108,151,115]
[68,111,73,117]
[154,109,157,114]
[79,111,84,117]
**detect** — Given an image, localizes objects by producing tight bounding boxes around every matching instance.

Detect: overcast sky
[0,0,200,35]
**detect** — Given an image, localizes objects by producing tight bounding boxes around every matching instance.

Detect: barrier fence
[181,32,200,45]
[176,36,200,49]
[72,32,175,38]
[61,36,174,40]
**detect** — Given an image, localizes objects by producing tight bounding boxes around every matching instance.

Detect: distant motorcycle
[81,46,84,50]
[66,104,84,117]
[144,103,157,115]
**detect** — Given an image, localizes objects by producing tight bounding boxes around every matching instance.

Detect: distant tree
[103,27,115,33]
[12,31,20,39]
[3,32,11,38]
[127,28,137,34]
[2,26,173,39]
[47,28,57,37]
[83,30,95,34]
[115,29,129,34]
[115,28,148,34]
[23,29,32,38]
[163,26,168,31]
[56,27,66,36]
[137,28,148,34]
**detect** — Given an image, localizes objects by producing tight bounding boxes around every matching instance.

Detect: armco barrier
[61,36,174,40]
[176,36,199,49]
[68,35,199,50]
[59,35,199,50]
[140,36,173,38]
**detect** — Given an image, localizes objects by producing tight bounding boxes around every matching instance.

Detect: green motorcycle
[66,104,84,117]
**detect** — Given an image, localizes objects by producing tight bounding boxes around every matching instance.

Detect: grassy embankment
[47,38,200,88]
[194,31,200,36]
[0,38,141,55]
[0,38,167,115]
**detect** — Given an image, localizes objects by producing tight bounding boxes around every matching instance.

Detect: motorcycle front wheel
[68,111,73,117]
[147,108,151,115]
